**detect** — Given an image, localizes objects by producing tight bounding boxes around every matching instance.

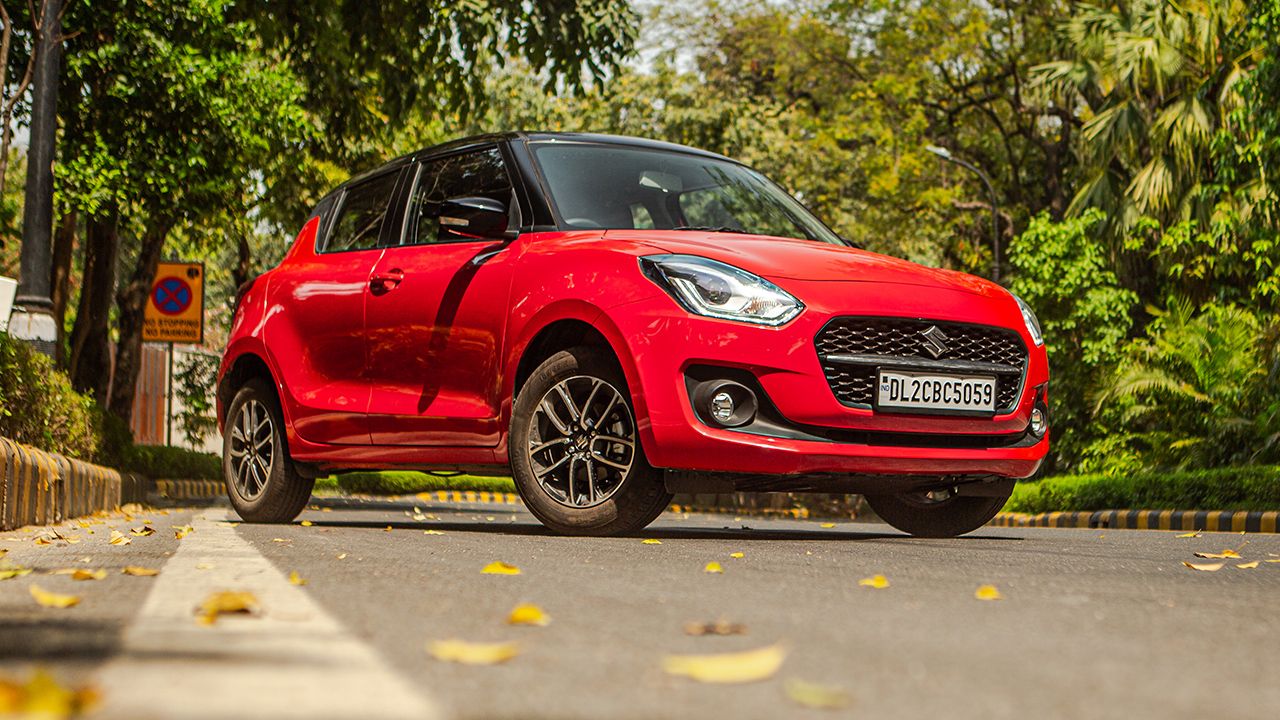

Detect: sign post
[143,261,205,446]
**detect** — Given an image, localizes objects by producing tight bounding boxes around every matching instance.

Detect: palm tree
[1033,0,1259,235]
[1095,299,1280,468]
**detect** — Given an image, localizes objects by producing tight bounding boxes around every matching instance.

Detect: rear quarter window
[321,170,401,253]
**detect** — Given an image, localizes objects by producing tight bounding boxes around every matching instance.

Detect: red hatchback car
[218,132,1049,537]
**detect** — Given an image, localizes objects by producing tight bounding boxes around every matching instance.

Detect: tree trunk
[233,230,252,293]
[108,221,171,423]
[50,209,76,367]
[68,214,118,404]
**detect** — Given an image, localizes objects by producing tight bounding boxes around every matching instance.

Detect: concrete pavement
[1,497,1278,719]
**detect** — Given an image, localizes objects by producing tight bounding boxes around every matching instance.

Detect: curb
[415,490,521,505]
[668,503,811,519]
[153,479,224,501]
[0,437,123,530]
[990,509,1280,533]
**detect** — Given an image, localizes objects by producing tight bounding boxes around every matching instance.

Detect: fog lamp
[710,392,736,424]
[1030,407,1046,436]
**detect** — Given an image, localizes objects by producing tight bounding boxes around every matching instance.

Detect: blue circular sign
[151,276,193,316]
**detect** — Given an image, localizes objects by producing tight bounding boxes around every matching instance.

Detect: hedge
[1005,466,1280,513]
[0,333,98,459]
[316,471,516,495]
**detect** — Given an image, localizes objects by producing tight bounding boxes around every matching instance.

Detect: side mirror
[439,196,513,240]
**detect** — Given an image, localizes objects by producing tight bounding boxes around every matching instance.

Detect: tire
[510,347,672,536]
[864,488,1009,538]
[222,378,314,523]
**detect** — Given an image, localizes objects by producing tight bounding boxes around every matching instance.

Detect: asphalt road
[2,496,1278,719]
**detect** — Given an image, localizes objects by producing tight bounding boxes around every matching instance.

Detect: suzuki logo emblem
[920,325,949,358]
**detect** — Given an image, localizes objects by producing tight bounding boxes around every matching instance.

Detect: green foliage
[117,444,221,481]
[0,333,98,459]
[321,472,516,496]
[1008,210,1138,467]
[1006,466,1280,513]
[175,352,219,448]
[1093,301,1280,469]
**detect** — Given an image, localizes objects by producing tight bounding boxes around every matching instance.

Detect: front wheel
[223,379,314,523]
[510,347,671,536]
[864,487,1009,538]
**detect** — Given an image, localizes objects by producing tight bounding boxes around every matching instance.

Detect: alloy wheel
[526,375,636,508]
[229,399,274,501]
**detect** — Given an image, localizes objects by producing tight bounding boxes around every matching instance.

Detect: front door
[364,147,519,446]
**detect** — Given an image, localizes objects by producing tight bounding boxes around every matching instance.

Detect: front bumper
[610,282,1050,480]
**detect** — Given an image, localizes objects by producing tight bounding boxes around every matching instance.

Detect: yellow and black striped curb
[0,436,123,530]
[415,490,521,505]
[990,509,1280,533]
[668,503,811,519]
[154,479,224,500]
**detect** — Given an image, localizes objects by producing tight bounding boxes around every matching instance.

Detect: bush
[0,332,98,459]
[93,411,221,479]
[321,471,516,495]
[1005,466,1280,513]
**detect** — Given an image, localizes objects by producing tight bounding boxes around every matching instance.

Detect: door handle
[370,269,404,293]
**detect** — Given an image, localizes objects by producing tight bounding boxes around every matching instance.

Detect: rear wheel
[223,379,314,523]
[510,347,671,536]
[864,487,1009,538]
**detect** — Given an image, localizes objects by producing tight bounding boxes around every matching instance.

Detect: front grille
[815,317,1028,411]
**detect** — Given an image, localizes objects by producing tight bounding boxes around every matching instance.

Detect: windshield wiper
[671,225,745,233]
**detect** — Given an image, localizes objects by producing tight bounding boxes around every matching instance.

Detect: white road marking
[95,509,439,719]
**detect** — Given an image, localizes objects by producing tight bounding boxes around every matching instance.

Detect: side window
[406,147,516,245]
[323,170,400,253]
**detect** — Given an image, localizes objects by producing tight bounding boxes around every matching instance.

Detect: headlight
[1013,294,1044,346]
[639,255,803,326]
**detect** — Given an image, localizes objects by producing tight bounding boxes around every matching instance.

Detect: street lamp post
[926,145,1001,284]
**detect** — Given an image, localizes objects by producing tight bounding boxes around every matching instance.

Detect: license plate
[876,370,996,414]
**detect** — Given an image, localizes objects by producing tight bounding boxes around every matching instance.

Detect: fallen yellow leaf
[729,552,744,559]
[384,525,392,532]
[195,562,215,570]
[1266,559,1280,563]
[0,669,99,716]
[1194,550,1241,559]
[300,520,313,527]
[68,569,106,581]
[33,537,53,546]
[0,565,32,581]
[684,619,747,636]
[428,639,520,665]
[108,530,131,546]
[785,678,853,710]
[271,538,290,543]
[122,566,159,577]
[1176,531,1202,538]
[424,529,445,535]
[662,644,787,684]
[481,561,521,575]
[974,585,1003,600]
[173,525,194,540]
[336,553,348,560]
[1183,561,1225,572]
[820,523,836,529]
[288,571,307,586]
[507,604,550,626]
[1235,561,1260,569]
[641,539,662,545]
[858,575,890,589]
[703,561,724,574]
[321,507,332,512]
[30,585,80,609]
[130,526,156,537]
[196,590,260,626]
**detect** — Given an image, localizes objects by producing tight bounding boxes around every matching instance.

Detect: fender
[497,299,654,461]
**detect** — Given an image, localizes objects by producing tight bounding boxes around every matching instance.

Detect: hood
[603,230,1005,299]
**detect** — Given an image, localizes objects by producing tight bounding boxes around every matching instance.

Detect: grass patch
[315,471,517,496]
[1005,466,1280,514]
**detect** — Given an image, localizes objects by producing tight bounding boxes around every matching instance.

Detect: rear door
[364,146,519,446]
[265,167,405,445]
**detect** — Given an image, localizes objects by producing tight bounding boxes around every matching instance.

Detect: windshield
[530,142,844,245]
